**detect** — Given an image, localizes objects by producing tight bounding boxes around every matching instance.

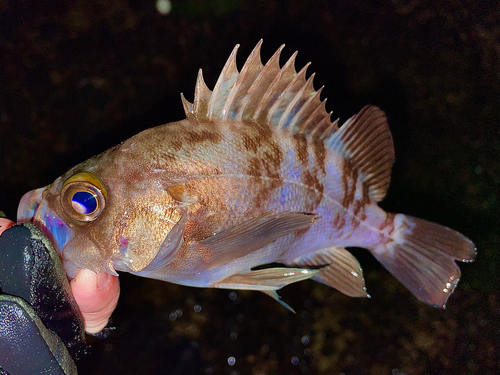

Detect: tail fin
[372,214,476,308]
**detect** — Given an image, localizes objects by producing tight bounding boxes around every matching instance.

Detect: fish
[17,40,476,309]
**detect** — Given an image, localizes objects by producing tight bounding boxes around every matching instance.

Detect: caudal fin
[372,214,476,308]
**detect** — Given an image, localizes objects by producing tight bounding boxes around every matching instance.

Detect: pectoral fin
[140,213,186,272]
[197,211,317,270]
[291,247,369,298]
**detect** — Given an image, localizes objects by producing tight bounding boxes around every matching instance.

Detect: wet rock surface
[0,1,498,374]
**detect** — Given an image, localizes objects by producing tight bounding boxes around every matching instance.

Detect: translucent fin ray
[372,214,476,308]
[181,40,336,139]
[290,247,369,298]
[327,105,395,201]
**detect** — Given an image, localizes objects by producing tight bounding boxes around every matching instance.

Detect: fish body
[18,41,476,308]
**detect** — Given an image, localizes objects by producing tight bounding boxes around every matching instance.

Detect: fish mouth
[17,187,75,266]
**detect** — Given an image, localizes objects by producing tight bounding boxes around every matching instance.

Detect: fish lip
[17,187,75,257]
[17,187,44,223]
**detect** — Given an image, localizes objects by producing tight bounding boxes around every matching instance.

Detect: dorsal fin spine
[288,78,320,131]
[274,62,312,129]
[319,117,338,139]
[208,45,239,120]
[299,98,327,133]
[238,45,284,121]
[254,51,298,122]
[193,69,210,120]
[180,93,193,119]
[223,41,264,120]
[181,41,336,140]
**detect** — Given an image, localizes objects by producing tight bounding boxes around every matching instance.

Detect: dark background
[0,0,498,374]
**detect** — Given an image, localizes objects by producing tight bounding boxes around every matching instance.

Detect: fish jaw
[17,186,75,262]
[17,186,44,223]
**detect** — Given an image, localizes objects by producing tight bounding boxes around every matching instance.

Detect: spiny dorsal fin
[181,40,337,138]
[327,105,395,201]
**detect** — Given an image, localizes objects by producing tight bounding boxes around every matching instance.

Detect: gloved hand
[0,219,85,375]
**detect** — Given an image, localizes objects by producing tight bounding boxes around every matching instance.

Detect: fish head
[17,149,182,278]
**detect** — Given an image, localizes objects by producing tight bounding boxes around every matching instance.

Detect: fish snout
[17,187,45,223]
[17,187,74,256]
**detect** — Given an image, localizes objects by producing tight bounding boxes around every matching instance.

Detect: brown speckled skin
[46,117,383,284]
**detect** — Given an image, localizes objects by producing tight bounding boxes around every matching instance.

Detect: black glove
[0,224,86,375]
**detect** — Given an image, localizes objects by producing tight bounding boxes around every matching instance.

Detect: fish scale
[18,41,476,310]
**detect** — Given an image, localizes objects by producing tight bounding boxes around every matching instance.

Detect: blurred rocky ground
[0,0,498,374]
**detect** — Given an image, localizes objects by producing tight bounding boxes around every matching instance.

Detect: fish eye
[71,191,98,214]
[61,172,106,223]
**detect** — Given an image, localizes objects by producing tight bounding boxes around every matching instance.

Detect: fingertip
[71,269,120,334]
[0,218,15,235]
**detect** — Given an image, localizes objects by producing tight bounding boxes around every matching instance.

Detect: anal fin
[291,247,369,298]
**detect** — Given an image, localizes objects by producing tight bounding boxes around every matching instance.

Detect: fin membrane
[198,211,317,270]
[327,105,395,201]
[260,290,296,313]
[291,247,369,298]
[183,42,394,201]
[372,214,476,308]
[141,213,187,272]
[214,267,318,290]
[181,40,337,139]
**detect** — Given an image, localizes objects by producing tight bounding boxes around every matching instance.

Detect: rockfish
[18,41,476,309]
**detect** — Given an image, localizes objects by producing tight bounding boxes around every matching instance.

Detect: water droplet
[175,309,183,318]
[229,292,237,301]
[156,0,172,15]
[230,331,238,340]
[228,356,236,365]
[169,312,176,321]
[392,369,400,375]
[291,356,299,366]
[194,305,202,312]
[236,313,245,322]
[301,335,310,345]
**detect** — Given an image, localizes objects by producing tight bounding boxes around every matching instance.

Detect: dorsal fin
[327,105,395,201]
[181,42,395,201]
[181,40,337,139]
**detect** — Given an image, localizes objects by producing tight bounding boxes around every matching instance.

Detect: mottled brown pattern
[352,182,370,218]
[241,122,273,153]
[247,157,262,177]
[184,205,218,242]
[168,138,184,152]
[341,159,358,208]
[379,212,396,231]
[183,129,222,145]
[245,131,284,208]
[312,139,327,174]
[293,133,309,166]
[332,214,346,231]
[302,169,324,212]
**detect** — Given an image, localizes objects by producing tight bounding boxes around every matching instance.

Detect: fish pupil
[71,191,97,214]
